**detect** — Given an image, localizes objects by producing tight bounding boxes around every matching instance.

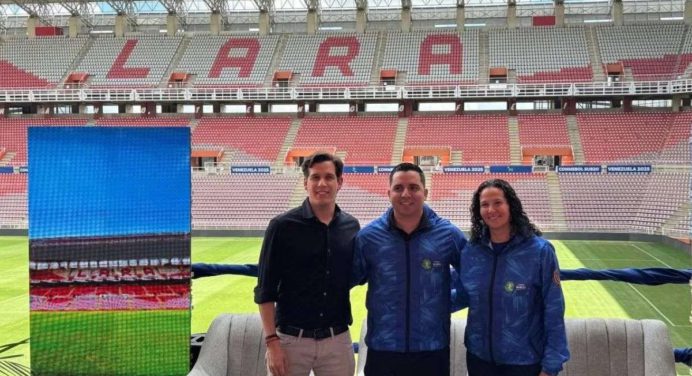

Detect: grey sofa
[189,314,676,376]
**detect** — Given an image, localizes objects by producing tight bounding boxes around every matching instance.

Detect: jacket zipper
[405,237,411,352]
[488,251,498,363]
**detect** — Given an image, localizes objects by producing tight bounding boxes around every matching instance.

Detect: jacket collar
[301,198,341,222]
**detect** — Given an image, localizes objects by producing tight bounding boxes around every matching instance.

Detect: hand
[539,372,553,376]
[266,340,288,376]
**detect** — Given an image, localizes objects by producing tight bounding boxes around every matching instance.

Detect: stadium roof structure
[0,0,687,34]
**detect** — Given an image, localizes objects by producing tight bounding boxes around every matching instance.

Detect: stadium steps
[369,31,387,85]
[507,69,516,84]
[390,117,408,165]
[545,171,567,230]
[478,30,489,84]
[450,150,463,165]
[507,117,521,164]
[673,26,689,75]
[662,200,689,231]
[565,115,585,164]
[161,36,191,88]
[59,36,95,87]
[585,26,606,82]
[288,176,306,207]
[273,118,301,171]
[623,67,634,81]
[265,34,289,87]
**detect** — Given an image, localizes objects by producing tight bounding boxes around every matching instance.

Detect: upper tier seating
[382,31,479,85]
[517,113,571,147]
[596,24,685,80]
[489,27,592,82]
[0,36,87,88]
[292,116,398,165]
[576,112,672,163]
[175,35,279,87]
[192,116,293,164]
[75,35,182,87]
[279,33,377,86]
[406,115,510,164]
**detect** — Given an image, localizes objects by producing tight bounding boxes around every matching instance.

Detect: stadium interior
[0,0,690,374]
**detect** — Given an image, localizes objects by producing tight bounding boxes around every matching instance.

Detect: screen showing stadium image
[28,127,191,376]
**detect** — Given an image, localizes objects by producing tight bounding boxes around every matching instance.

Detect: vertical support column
[561,98,576,115]
[398,100,413,117]
[259,11,271,35]
[508,98,517,116]
[245,102,255,116]
[356,7,367,33]
[349,101,358,117]
[167,14,178,36]
[297,101,306,118]
[401,8,412,32]
[115,14,129,37]
[94,103,103,120]
[672,94,682,112]
[194,103,204,119]
[307,9,319,34]
[213,103,222,113]
[27,15,38,38]
[612,0,624,26]
[623,97,632,112]
[455,100,464,115]
[456,5,465,30]
[69,15,81,37]
[507,2,518,28]
[210,12,222,35]
[685,0,692,25]
[554,2,565,27]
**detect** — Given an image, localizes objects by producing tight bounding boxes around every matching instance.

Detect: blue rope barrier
[560,267,692,285]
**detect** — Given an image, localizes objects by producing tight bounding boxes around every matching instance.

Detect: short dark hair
[389,162,425,187]
[301,152,344,179]
[469,179,541,243]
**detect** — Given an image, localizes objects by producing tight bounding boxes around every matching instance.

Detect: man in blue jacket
[352,162,467,376]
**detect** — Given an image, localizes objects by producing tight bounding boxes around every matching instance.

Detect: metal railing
[1,79,691,104]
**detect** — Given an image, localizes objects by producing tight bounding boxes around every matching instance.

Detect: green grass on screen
[1,236,690,375]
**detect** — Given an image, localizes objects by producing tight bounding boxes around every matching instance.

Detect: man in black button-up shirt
[254,152,360,376]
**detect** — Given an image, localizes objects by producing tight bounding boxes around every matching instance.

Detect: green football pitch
[1,236,690,375]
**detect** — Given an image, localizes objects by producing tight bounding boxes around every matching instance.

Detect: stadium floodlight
[583,18,610,22]
[434,23,457,27]
[659,16,683,21]
[464,22,486,26]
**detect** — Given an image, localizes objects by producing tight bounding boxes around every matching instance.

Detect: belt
[278,325,348,340]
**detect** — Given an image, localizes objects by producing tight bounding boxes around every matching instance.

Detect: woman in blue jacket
[457,179,569,376]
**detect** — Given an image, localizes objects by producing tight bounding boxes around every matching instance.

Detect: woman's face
[479,186,511,235]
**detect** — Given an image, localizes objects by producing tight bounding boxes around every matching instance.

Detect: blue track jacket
[352,205,467,352]
[455,233,570,375]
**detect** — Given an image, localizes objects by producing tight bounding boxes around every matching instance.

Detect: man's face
[388,170,428,220]
[304,161,342,209]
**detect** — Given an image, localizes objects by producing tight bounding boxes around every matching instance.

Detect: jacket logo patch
[504,281,515,293]
[515,283,527,291]
[421,258,432,270]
